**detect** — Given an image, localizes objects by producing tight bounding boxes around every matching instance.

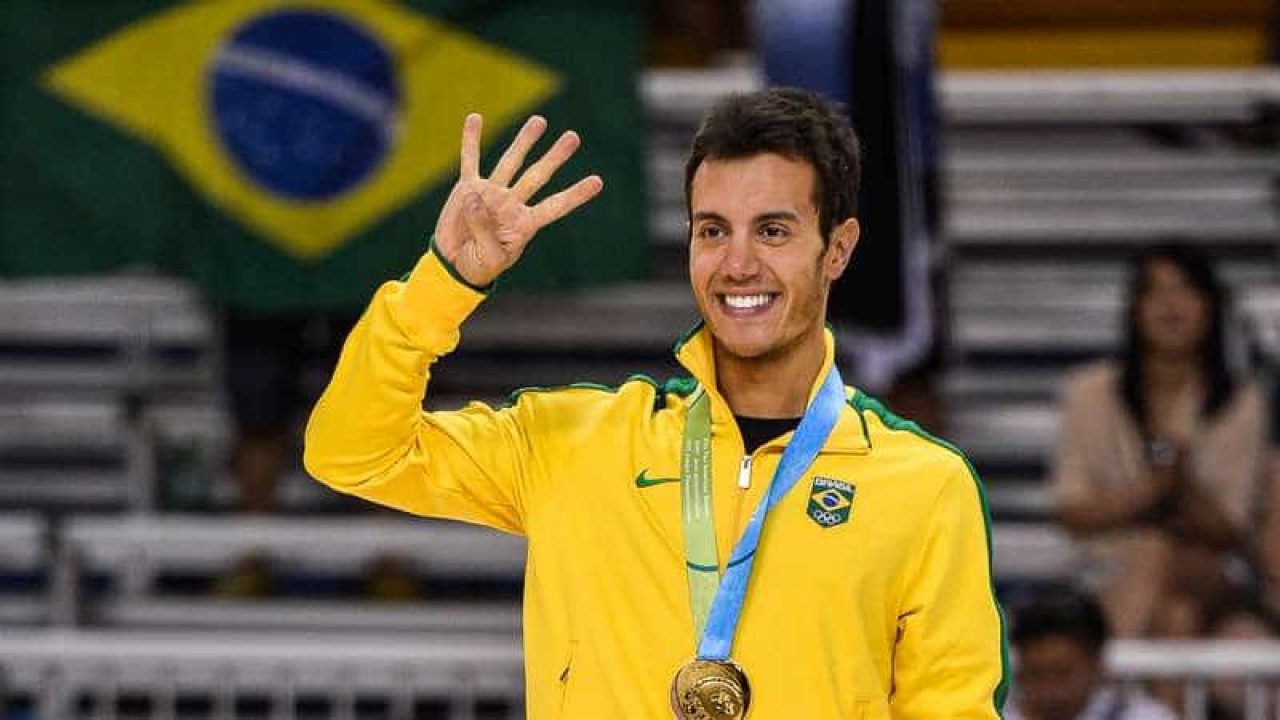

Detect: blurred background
[1,0,1278,718]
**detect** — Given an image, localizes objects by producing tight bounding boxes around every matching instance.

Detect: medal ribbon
[679,366,845,661]
[680,386,719,637]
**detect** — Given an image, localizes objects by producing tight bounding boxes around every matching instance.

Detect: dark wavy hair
[1011,585,1109,656]
[684,87,862,244]
[1120,242,1235,427]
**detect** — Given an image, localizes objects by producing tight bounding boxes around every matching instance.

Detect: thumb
[462,192,497,245]
[452,192,505,287]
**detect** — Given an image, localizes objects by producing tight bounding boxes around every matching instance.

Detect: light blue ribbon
[696,366,845,660]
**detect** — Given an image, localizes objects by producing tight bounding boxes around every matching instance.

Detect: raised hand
[432,114,604,288]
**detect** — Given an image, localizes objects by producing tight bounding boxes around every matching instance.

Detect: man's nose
[722,235,760,279]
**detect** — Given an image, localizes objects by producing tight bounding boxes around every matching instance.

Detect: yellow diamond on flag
[42,0,560,260]
[811,489,851,512]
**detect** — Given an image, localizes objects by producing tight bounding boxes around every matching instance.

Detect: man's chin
[710,333,775,362]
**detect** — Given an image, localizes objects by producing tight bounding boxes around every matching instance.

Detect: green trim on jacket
[851,390,1011,717]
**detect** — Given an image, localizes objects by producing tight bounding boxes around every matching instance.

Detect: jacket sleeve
[890,459,1009,719]
[303,242,532,535]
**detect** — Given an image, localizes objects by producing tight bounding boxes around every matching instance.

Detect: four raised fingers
[488,116,548,186]
[459,113,599,232]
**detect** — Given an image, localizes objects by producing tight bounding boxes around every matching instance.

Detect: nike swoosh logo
[635,470,681,488]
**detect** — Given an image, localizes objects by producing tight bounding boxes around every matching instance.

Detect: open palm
[433,114,603,287]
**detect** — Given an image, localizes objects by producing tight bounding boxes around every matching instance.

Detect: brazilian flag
[0,1,647,310]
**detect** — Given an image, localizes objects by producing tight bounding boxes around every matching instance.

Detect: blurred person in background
[222,312,352,516]
[215,310,374,597]
[754,0,945,430]
[1258,367,1280,620]
[1006,585,1175,720]
[650,0,746,66]
[1052,244,1271,641]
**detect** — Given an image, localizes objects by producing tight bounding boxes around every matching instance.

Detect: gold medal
[669,659,751,720]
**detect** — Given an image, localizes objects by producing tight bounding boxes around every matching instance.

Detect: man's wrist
[386,238,489,351]
[427,236,494,294]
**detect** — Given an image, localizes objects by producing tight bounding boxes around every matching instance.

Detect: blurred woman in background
[1051,243,1272,644]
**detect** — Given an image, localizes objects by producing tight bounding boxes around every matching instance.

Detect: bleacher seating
[1247,285,1280,363]
[0,274,214,395]
[0,513,44,627]
[0,274,223,515]
[0,65,1277,719]
[2,68,1275,522]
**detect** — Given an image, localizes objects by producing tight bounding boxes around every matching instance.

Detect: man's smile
[717,292,779,317]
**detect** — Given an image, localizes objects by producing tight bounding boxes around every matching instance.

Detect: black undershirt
[736,416,802,455]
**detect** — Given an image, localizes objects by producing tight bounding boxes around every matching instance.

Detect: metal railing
[6,633,1280,720]
[0,630,524,720]
[1111,640,1280,720]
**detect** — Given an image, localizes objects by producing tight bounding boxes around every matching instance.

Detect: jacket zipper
[728,455,753,552]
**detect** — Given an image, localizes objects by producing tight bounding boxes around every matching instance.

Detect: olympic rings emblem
[810,509,843,527]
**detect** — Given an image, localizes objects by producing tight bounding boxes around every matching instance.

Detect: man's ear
[824,218,859,282]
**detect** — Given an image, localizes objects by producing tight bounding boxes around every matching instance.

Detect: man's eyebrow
[691,210,801,224]
[754,211,800,224]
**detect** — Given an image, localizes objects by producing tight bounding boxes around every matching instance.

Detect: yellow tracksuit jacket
[304,245,1009,719]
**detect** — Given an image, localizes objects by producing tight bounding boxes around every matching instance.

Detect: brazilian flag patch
[807,476,855,528]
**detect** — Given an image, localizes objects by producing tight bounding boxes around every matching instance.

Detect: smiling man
[305,88,1008,719]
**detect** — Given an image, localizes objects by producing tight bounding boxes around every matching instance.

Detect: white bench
[942,69,1280,125]
[63,514,527,599]
[0,275,215,394]
[1245,286,1280,364]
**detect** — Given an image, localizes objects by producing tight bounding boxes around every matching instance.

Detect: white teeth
[724,294,773,309]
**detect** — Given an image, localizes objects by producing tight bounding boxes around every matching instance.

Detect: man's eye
[697,225,726,240]
[760,224,789,241]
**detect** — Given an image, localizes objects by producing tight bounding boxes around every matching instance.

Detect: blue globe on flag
[208,10,399,201]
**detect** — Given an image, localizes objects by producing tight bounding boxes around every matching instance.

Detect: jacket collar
[672,322,871,455]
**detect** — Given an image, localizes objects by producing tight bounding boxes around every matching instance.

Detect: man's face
[687,153,855,363]
[1016,636,1102,720]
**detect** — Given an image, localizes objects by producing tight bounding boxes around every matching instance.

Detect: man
[305,88,1007,718]
[1006,588,1174,720]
